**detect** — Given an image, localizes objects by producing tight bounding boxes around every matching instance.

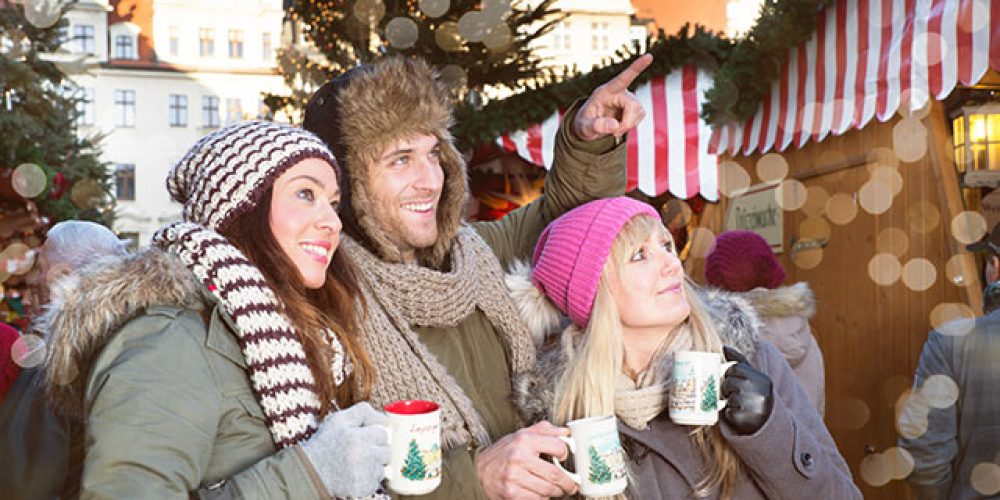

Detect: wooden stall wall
[692,102,976,500]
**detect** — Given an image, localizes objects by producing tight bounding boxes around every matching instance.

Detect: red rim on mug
[384,400,439,415]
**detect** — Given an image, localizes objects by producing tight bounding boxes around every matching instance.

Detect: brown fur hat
[303,56,468,269]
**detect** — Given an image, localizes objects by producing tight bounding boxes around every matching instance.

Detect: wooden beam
[927,100,984,315]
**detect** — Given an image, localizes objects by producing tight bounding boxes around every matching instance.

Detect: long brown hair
[224,191,373,412]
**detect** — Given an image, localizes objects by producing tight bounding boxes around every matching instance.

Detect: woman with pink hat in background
[509,196,859,499]
[704,230,826,416]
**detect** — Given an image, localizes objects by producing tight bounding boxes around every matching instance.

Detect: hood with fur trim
[38,249,206,417]
[304,56,468,270]
[506,263,763,424]
[741,282,816,319]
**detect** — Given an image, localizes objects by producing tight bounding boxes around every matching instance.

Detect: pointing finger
[600,54,653,95]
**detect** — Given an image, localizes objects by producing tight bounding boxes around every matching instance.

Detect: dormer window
[109,22,140,60]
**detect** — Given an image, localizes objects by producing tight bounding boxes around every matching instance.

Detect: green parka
[35,249,330,499]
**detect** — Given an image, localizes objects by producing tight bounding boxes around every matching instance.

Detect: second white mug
[668,350,737,426]
[551,415,628,497]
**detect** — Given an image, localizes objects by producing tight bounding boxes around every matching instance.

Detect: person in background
[0,321,19,403]
[33,122,389,499]
[1,220,129,499]
[704,230,826,416]
[510,197,860,499]
[303,54,650,499]
[899,223,1000,500]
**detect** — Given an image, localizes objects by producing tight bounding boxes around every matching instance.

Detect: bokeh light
[870,165,903,197]
[860,452,893,487]
[859,180,893,215]
[48,356,79,386]
[869,253,902,286]
[883,447,915,480]
[482,0,512,20]
[826,193,858,225]
[12,163,47,198]
[687,228,716,259]
[24,0,63,29]
[876,227,909,257]
[893,117,928,162]
[385,17,419,49]
[792,246,823,270]
[896,390,930,439]
[11,333,46,369]
[907,201,941,235]
[921,374,959,409]
[718,161,751,197]
[883,374,914,409]
[826,397,870,430]
[756,153,788,183]
[434,21,463,52]
[867,146,900,170]
[799,216,832,242]
[482,23,512,51]
[801,186,829,218]
[929,302,976,336]
[458,11,489,42]
[438,64,467,93]
[944,254,970,287]
[776,179,807,211]
[970,462,1000,496]
[950,211,988,245]
[661,199,692,227]
[902,258,937,292]
[70,178,107,210]
[352,0,386,26]
[418,0,450,18]
[898,88,932,120]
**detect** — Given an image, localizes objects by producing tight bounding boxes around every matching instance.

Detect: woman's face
[608,226,690,337]
[269,158,342,289]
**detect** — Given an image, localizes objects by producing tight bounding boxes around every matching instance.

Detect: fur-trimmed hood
[740,282,816,319]
[38,248,206,417]
[505,263,763,424]
[304,56,468,270]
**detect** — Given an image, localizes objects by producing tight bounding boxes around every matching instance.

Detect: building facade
[64,0,286,244]
[532,0,645,74]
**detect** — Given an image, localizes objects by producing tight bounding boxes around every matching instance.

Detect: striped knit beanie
[532,197,659,327]
[167,120,338,231]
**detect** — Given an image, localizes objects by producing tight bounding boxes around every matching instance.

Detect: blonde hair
[550,215,743,498]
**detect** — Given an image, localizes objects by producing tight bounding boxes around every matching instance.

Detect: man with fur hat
[304,54,651,499]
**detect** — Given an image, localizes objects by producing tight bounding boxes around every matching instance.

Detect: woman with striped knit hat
[38,121,389,499]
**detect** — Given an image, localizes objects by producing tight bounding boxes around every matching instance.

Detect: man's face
[365,133,445,263]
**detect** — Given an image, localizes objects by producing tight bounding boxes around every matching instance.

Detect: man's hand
[476,421,579,500]
[573,53,653,142]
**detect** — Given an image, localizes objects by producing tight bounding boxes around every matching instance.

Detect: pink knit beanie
[704,230,785,292]
[531,197,659,327]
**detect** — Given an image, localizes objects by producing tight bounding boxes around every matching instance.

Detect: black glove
[720,346,774,435]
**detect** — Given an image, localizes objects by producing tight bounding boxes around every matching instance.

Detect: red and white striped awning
[498,65,719,201]
[710,0,1000,156]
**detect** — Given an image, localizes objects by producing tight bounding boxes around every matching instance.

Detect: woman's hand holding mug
[721,346,774,435]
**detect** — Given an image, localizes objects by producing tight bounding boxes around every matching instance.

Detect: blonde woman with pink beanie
[510,197,859,499]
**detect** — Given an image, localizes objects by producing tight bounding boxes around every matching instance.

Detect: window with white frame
[228,29,243,59]
[590,22,610,51]
[114,89,135,127]
[262,32,273,61]
[73,25,95,55]
[169,26,179,56]
[199,28,214,57]
[225,98,242,125]
[169,94,187,127]
[115,163,136,201]
[552,21,571,50]
[77,87,95,126]
[202,95,220,128]
[113,34,137,59]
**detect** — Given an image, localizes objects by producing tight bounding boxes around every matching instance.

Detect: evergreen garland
[452,24,733,150]
[701,0,833,125]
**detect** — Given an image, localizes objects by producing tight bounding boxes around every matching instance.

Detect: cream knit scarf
[342,227,536,450]
[614,324,693,430]
[153,222,350,448]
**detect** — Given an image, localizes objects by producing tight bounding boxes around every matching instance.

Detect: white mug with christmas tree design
[382,400,442,495]
[668,350,738,426]
[551,415,628,496]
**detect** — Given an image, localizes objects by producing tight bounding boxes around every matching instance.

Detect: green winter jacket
[401,107,627,499]
[36,249,330,500]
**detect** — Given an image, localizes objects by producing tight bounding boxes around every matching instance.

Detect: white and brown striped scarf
[152,221,349,448]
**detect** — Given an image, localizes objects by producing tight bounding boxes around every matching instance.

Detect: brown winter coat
[512,288,862,499]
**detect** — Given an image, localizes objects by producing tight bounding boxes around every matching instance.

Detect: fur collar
[39,248,206,417]
[334,57,468,270]
[739,282,816,318]
[506,263,764,424]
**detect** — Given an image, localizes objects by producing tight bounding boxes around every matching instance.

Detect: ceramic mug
[668,350,738,426]
[382,400,442,495]
[551,415,628,497]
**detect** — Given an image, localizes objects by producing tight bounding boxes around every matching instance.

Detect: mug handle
[549,435,581,485]
[377,425,394,478]
[717,361,738,410]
